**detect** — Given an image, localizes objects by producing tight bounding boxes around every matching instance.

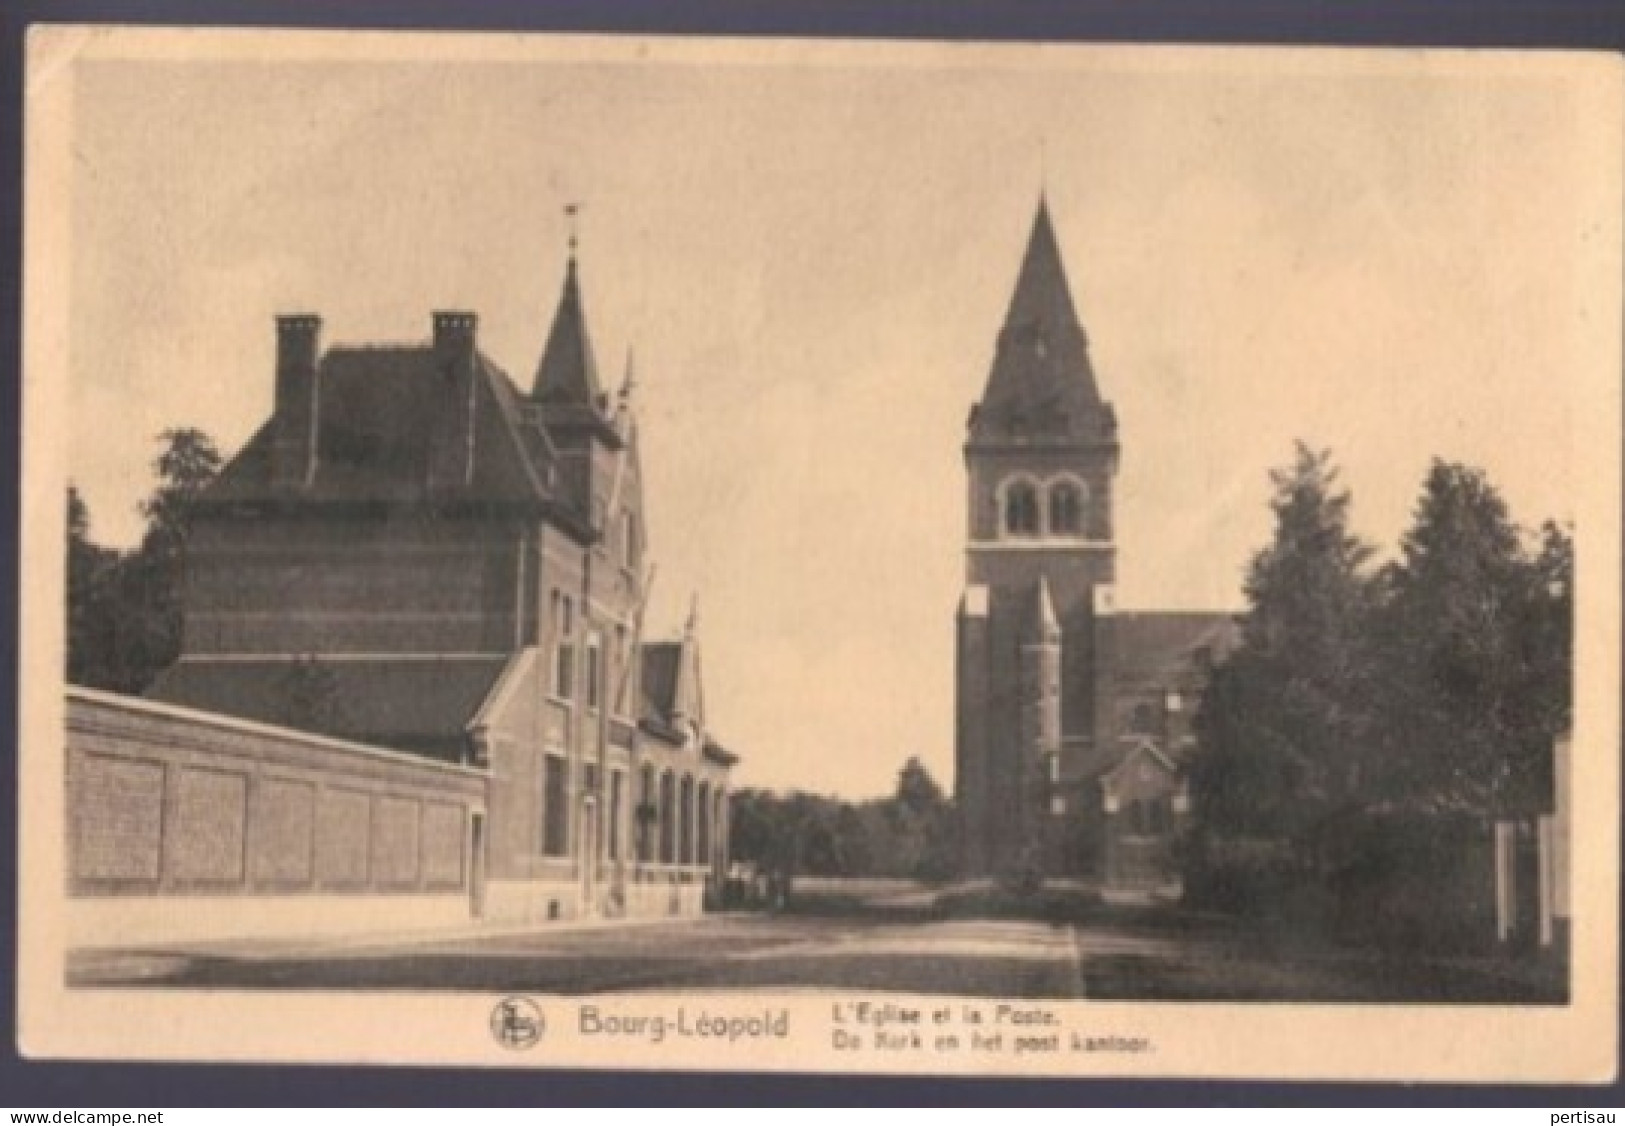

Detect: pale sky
[57,35,1613,797]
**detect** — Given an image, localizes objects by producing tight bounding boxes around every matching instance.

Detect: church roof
[1111,611,1241,690]
[147,657,511,761]
[203,345,555,509]
[969,197,1116,447]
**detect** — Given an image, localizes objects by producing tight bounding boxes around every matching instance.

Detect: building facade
[954,198,1237,891]
[145,246,735,925]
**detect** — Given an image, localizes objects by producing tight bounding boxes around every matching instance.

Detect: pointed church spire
[969,196,1114,446]
[531,206,606,410]
[684,592,699,638]
[1003,194,1083,337]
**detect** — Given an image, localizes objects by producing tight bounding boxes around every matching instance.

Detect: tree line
[68,428,223,693]
[1187,443,1571,927]
[728,756,957,883]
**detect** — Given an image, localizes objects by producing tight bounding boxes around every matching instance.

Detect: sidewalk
[68,909,732,986]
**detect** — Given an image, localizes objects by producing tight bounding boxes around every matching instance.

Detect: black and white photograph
[19,28,1621,1080]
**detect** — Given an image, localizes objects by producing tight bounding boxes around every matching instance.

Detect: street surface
[70,884,1564,1002]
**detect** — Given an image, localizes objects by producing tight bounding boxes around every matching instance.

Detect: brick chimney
[428,311,480,493]
[271,314,322,489]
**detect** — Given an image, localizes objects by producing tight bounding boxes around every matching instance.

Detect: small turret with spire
[532,204,610,419]
[614,347,638,437]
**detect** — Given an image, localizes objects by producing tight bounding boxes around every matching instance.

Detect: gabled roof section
[639,640,685,742]
[638,620,705,743]
[532,255,606,412]
[1101,738,1182,786]
[203,342,556,509]
[969,197,1116,447]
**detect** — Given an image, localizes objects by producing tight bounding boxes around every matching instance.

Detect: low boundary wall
[66,688,489,947]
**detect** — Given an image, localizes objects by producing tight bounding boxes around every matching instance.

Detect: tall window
[659,772,676,864]
[552,593,575,699]
[1048,480,1083,536]
[608,770,624,862]
[1131,702,1158,735]
[679,776,695,866]
[1004,480,1039,536]
[614,625,630,716]
[697,781,712,868]
[585,634,602,710]
[542,755,569,857]
[1127,797,1171,837]
[639,764,656,862]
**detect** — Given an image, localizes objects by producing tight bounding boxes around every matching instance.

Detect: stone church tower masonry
[955,196,1240,888]
[957,196,1120,877]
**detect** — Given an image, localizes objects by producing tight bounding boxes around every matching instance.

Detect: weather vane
[565,201,583,255]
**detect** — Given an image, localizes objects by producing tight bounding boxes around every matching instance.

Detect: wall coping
[67,686,491,781]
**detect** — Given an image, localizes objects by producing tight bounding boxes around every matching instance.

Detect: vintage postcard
[17,28,1623,1081]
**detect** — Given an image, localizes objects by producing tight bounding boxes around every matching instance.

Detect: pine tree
[1373,462,1567,814]
[1192,443,1378,839]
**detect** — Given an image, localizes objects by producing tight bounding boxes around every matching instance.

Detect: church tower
[955,196,1120,877]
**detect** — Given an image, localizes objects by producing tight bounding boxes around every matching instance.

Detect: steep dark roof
[970,198,1115,446]
[640,641,683,727]
[532,256,605,411]
[205,346,554,508]
[639,634,710,747]
[147,657,511,759]
[1112,611,1241,690]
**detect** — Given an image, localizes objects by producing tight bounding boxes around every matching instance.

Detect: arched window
[697,781,712,869]
[638,763,656,862]
[679,775,695,866]
[715,789,728,871]
[1131,702,1157,734]
[1048,479,1084,536]
[659,770,676,864]
[1003,479,1039,537]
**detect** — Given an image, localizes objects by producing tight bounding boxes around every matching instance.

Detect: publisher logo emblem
[490,996,545,1049]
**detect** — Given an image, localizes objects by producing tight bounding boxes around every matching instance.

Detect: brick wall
[67,689,488,915]
[184,516,522,655]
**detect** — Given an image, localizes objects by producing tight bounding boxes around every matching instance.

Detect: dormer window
[1003,480,1040,537]
[1048,480,1084,536]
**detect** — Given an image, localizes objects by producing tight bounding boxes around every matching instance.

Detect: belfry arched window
[1003,480,1040,537]
[1048,479,1084,536]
